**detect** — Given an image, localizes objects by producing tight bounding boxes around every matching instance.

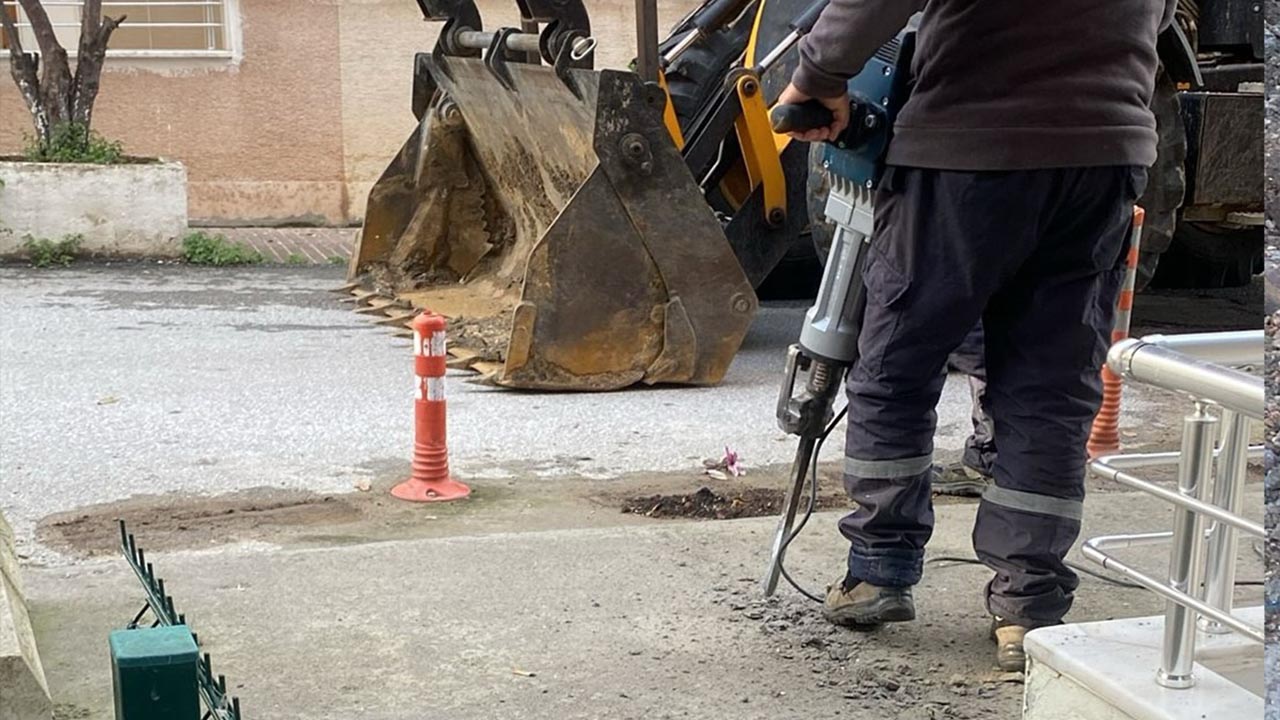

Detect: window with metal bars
[1,0,235,57]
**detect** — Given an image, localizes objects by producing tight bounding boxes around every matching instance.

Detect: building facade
[1,0,697,226]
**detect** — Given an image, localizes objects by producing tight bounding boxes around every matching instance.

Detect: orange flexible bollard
[1087,207,1145,459]
[391,312,471,503]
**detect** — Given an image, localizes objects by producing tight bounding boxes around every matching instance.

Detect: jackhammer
[762,27,917,598]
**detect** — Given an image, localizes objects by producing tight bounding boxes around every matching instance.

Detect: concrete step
[0,511,52,720]
[1024,606,1263,720]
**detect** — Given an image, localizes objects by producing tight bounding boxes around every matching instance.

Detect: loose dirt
[38,454,1217,562]
[36,464,852,559]
[622,485,848,519]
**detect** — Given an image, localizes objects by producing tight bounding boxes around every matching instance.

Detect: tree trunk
[2,0,123,145]
[15,0,73,128]
[71,0,122,128]
[0,6,49,141]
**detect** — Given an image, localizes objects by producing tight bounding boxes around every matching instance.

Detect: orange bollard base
[391,476,471,502]
[390,440,470,502]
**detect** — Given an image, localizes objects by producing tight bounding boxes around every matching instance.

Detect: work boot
[930,461,991,497]
[823,580,915,627]
[990,617,1028,672]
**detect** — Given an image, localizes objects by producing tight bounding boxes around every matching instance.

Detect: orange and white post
[1087,207,1145,458]
[391,312,471,502]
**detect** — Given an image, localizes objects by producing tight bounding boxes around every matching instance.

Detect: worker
[931,324,995,498]
[778,0,1173,671]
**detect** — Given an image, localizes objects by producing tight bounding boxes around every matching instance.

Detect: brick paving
[204,227,358,264]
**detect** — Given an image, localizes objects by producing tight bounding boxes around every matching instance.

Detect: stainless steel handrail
[1081,536,1263,643]
[1089,459,1264,538]
[1083,332,1264,690]
[1108,338,1262,417]
[1138,330,1262,367]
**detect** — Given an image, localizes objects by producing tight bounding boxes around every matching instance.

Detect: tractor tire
[1135,71,1188,290]
[657,10,824,299]
[1149,223,1263,288]
[661,20,753,130]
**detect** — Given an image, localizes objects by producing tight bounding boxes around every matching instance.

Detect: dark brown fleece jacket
[793,0,1178,170]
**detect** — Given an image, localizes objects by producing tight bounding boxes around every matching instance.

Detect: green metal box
[109,625,200,720]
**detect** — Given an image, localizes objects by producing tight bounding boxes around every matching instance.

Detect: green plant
[23,234,83,268]
[328,255,347,266]
[181,231,265,266]
[285,253,307,265]
[24,123,124,165]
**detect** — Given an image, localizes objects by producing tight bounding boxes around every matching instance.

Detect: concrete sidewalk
[25,489,1265,720]
[204,227,356,264]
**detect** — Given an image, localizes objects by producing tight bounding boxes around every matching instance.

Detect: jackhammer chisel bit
[762,214,869,597]
[760,26,917,598]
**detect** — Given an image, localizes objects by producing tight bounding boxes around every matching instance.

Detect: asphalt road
[0,264,1258,557]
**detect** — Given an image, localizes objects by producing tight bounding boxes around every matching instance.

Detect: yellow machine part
[657,70,687,150]
[733,74,788,225]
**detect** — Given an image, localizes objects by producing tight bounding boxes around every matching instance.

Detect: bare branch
[13,0,62,59]
[80,0,100,39]
[72,9,125,127]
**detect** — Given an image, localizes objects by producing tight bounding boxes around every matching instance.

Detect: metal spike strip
[118,521,244,720]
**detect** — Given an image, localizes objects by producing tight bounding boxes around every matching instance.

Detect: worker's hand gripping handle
[770,100,835,134]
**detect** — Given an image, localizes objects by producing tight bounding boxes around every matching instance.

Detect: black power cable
[774,416,1267,602]
[778,405,848,603]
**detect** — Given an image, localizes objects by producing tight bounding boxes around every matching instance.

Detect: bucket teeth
[445,348,482,370]
[331,282,360,295]
[467,363,504,385]
[354,297,408,315]
[339,289,379,305]
[375,310,418,326]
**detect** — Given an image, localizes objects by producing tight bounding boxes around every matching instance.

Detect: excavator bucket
[350,48,758,391]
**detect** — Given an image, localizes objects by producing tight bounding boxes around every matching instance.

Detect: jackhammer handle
[770,100,834,134]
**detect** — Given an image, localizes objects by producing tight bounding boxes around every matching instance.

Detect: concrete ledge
[0,160,187,258]
[0,512,51,720]
[1024,608,1263,720]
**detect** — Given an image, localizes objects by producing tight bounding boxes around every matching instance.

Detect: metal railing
[1,0,232,55]
[1083,331,1264,689]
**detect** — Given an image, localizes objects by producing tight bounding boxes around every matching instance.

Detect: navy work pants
[948,324,996,476]
[839,165,1143,627]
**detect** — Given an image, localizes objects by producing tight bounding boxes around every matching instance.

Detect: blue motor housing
[820,30,916,188]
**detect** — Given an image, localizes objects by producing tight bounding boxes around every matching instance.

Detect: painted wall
[0,0,702,225]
